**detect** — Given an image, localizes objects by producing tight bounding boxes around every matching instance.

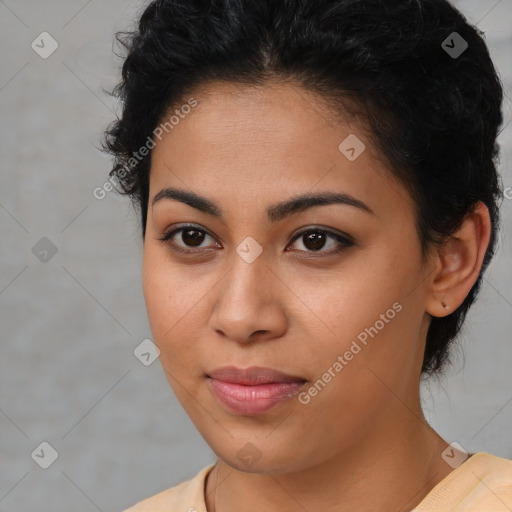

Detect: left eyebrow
[151,187,375,222]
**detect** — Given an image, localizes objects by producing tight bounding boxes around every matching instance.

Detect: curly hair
[102,0,504,377]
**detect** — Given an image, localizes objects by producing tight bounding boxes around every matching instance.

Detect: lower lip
[208,378,306,415]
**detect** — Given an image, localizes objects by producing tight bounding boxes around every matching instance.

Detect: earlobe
[425,202,491,318]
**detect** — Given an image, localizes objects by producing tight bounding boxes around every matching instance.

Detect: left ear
[425,201,492,318]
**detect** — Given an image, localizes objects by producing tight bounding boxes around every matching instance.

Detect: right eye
[157,224,221,254]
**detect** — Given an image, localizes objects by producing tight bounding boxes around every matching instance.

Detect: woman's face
[142,81,435,473]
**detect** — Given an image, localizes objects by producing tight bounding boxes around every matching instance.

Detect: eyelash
[156,224,354,258]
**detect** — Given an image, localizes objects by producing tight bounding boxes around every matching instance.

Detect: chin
[208,438,313,475]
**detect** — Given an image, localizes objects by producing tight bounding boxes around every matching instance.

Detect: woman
[103,0,512,510]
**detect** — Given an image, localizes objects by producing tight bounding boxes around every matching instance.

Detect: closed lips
[207,366,307,385]
[207,366,308,415]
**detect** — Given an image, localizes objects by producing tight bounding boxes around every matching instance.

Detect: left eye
[157,225,353,256]
[288,228,353,254]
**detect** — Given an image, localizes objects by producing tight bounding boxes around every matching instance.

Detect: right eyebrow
[151,187,375,222]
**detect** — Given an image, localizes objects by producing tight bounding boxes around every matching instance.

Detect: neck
[204,403,454,512]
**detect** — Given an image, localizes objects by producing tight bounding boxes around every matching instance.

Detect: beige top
[124,452,512,511]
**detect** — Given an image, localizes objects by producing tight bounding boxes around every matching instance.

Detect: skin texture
[142,80,491,512]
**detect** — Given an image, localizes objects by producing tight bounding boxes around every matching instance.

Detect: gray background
[0,1,511,511]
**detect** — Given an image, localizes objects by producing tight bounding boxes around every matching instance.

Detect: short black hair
[102,0,504,377]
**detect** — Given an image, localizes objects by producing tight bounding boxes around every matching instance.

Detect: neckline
[412,452,485,510]
[201,463,218,512]
[200,453,486,512]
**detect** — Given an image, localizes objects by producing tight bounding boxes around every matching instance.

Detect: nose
[208,251,288,344]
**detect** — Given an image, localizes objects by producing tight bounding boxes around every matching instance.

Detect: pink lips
[207,366,307,415]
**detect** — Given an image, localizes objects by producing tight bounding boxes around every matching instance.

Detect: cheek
[141,243,219,375]
[142,251,170,340]
[297,242,424,386]
[297,255,409,344]
[142,246,191,350]
[141,250,206,413]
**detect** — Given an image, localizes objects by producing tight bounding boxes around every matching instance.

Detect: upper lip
[207,366,306,385]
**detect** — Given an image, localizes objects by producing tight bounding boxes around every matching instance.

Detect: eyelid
[157,223,218,252]
[290,226,354,245]
[286,227,354,257]
[157,223,354,255]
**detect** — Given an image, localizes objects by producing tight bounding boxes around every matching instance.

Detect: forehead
[162,80,356,145]
[149,80,415,223]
